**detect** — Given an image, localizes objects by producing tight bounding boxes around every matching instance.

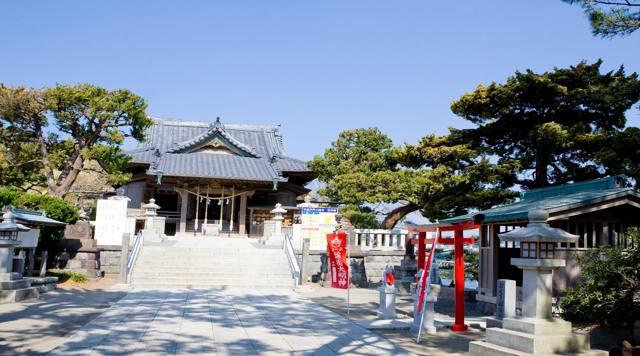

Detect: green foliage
[398,131,518,221]
[450,60,640,189]
[308,128,428,228]
[0,83,151,198]
[562,0,640,37]
[339,205,379,229]
[0,188,79,250]
[560,227,640,326]
[46,271,90,284]
[440,248,479,282]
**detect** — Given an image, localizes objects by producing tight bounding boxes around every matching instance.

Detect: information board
[94,200,128,245]
[301,207,338,249]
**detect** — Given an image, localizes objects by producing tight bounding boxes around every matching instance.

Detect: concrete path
[46,288,417,356]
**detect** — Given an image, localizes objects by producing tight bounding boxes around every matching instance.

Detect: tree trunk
[379,202,421,230]
[535,149,549,188]
[47,154,85,198]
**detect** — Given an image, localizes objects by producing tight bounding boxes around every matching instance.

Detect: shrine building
[121,117,316,237]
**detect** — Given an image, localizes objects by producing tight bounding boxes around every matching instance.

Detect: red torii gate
[405,219,480,332]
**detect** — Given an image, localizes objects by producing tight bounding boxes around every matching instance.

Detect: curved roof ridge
[151,116,280,131]
[166,125,262,158]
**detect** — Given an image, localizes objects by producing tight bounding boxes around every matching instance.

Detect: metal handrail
[284,234,301,286]
[126,230,144,284]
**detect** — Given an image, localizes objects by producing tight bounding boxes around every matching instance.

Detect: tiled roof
[125,117,312,182]
[157,153,279,180]
[1,208,66,227]
[442,176,640,224]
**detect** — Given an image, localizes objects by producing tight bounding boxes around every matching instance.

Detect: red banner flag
[417,231,439,313]
[326,233,349,289]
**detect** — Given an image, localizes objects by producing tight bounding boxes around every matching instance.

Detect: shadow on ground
[0,287,127,356]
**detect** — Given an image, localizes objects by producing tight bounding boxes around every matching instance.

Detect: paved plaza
[45,288,417,356]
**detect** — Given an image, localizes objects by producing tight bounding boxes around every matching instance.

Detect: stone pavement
[46,288,417,356]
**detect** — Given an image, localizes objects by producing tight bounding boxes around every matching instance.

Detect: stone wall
[50,247,102,279]
[50,239,126,280]
[297,250,406,288]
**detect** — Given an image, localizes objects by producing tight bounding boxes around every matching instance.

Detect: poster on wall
[301,207,338,249]
[94,200,128,245]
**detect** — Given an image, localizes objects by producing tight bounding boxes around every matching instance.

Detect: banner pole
[347,230,350,314]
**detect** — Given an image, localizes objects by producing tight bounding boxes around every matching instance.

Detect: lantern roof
[499,209,578,243]
[142,199,161,210]
[271,203,287,214]
[0,212,31,232]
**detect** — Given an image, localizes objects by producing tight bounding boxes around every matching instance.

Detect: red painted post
[417,232,426,273]
[451,229,468,332]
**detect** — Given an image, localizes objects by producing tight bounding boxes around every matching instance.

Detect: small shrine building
[438,176,640,307]
[122,117,316,236]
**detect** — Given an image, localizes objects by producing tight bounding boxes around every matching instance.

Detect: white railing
[354,229,408,251]
[126,230,144,284]
[284,234,301,286]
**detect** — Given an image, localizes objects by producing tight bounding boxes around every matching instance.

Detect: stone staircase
[130,245,295,289]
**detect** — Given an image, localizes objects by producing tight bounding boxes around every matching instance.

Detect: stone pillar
[261,203,286,246]
[486,279,516,328]
[377,285,399,319]
[179,184,188,234]
[238,193,247,235]
[410,269,437,334]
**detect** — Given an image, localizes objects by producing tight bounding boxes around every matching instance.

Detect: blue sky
[2,0,639,163]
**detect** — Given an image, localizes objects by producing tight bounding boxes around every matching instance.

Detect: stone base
[469,340,608,356]
[0,272,39,304]
[503,317,572,335]
[0,287,39,304]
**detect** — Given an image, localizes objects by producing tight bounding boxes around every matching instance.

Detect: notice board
[94,200,128,245]
[301,207,338,249]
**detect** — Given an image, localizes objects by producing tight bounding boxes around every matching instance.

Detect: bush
[560,227,640,326]
[46,271,90,284]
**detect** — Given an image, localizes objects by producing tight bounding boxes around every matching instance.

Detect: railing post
[301,238,310,285]
[383,232,389,248]
[119,233,130,284]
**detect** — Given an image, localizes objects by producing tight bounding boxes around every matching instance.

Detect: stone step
[131,271,293,278]
[131,277,295,285]
[139,247,282,254]
[132,265,293,274]
[132,283,294,290]
[0,279,31,291]
[134,260,290,267]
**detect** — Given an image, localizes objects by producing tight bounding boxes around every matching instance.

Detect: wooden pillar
[451,229,468,332]
[417,231,426,271]
[238,193,248,235]
[489,224,499,296]
[179,183,188,234]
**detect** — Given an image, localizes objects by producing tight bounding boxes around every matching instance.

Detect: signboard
[94,200,128,245]
[326,233,349,289]
[301,207,338,249]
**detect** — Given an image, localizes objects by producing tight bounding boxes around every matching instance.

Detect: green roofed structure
[444,176,640,309]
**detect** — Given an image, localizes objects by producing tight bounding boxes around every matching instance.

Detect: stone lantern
[141,199,165,243]
[142,199,160,230]
[0,212,29,273]
[470,209,607,355]
[261,203,287,246]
